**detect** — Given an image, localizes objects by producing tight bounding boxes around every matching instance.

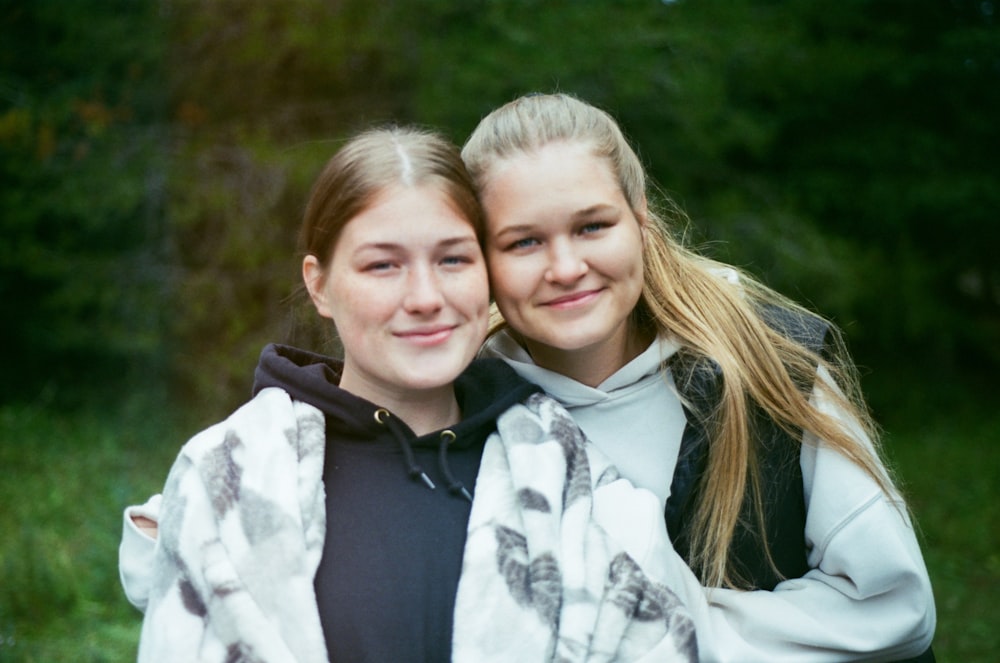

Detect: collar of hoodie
[252,343,540,502]
[373,407,473,502]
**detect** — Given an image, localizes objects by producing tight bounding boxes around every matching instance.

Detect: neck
[524,324,655,388]
[394,389,461,436]
[338,376,461,436]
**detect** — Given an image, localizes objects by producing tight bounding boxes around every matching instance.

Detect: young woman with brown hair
[121,125,696,663]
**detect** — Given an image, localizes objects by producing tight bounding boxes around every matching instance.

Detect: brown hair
[463,93,898,589]
[302,126,483,267]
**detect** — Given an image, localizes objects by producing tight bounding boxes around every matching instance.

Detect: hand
[131,514,159,540]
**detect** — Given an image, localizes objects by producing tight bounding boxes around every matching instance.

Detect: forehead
[338,184,477,245]
[494,140,600,171]
[481,142,623,217]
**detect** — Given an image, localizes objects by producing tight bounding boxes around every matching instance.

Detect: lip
[541,288,604,310]
[394,325,456,346]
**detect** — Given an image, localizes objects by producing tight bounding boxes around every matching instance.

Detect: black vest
[664,305,823,591]
[662,306,935,662]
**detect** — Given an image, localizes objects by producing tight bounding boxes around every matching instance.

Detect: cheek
[611,229,645,278]
[448,265,491,311]
[329,280,389,331]
[485,257,522,307]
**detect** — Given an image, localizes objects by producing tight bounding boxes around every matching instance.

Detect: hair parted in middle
[302,126,484,269]
[462,92,896,590]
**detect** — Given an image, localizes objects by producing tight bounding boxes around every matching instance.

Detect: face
[304,185,489,403]
[481,141,646,376]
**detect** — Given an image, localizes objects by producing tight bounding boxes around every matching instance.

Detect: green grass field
[875,390,1000,661]
[1,383,996,661]
[0,400,183,662]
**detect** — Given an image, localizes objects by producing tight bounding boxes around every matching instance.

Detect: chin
[402,363,468,389]
[540,330,613,353]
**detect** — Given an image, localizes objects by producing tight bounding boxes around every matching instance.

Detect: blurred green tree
[0,0,169,404]
[2,0,996,412]
[652,0,1000,371]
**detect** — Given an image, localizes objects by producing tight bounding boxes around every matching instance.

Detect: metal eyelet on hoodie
[438,429,472,502]
[373,408,435,490]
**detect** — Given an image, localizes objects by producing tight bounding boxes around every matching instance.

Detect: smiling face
[304,184,490,405]
[481,141,648,385]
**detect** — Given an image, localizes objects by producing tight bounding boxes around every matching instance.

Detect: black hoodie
[252,343,538,662]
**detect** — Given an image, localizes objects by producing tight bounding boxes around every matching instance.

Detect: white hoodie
[479,329,936,662]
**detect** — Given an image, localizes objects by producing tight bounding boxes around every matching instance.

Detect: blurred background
[1,0,997,660]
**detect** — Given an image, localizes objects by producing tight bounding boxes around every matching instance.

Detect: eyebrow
[355,236,479,252]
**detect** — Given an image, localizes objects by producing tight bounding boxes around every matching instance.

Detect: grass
[0,399,185,662]
[876,389,1000,661]
[0,379,996,661]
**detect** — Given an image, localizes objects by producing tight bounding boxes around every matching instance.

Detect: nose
[544,239,588,284]
[403,265,445,314]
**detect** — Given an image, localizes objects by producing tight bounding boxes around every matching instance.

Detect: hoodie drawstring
[372,409,472,502]
[374,408,435,490]
[438,430,472,502]
[375,408,472,502]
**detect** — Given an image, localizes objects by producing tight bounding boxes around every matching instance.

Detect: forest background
[1,0,997,660]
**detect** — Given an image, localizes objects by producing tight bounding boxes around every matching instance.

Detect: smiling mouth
[395,326,456,345]
[543,289,603,309]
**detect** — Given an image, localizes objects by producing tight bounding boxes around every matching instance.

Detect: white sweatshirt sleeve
[649,367,936,662]
[118,493,161,611]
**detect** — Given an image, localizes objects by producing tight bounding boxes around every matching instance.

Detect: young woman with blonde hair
[463,92,935,662]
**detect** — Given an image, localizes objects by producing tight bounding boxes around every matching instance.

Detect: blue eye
[508,237,539,250]
[580,222,609,234]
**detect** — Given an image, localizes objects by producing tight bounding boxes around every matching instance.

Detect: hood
[479,330,680,408]
[252,343,539,450]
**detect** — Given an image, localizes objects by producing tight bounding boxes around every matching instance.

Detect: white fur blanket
[454,392,696,662]
[136,388,695,661]
[137,388,328,662]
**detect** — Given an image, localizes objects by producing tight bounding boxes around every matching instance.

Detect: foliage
[871,371,1000,661]
[651,0,1000,371]
[0,0,170,405]
[0,399,186,662]
[2,0,997,412]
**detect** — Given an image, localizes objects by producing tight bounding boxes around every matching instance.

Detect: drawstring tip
[417,472,436,490]
[447,483,473,502]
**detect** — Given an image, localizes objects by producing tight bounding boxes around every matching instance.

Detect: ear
[303,255,334,319]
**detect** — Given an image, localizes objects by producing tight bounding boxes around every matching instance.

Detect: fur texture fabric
[453,392,697,662]
[137,388,696,662]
